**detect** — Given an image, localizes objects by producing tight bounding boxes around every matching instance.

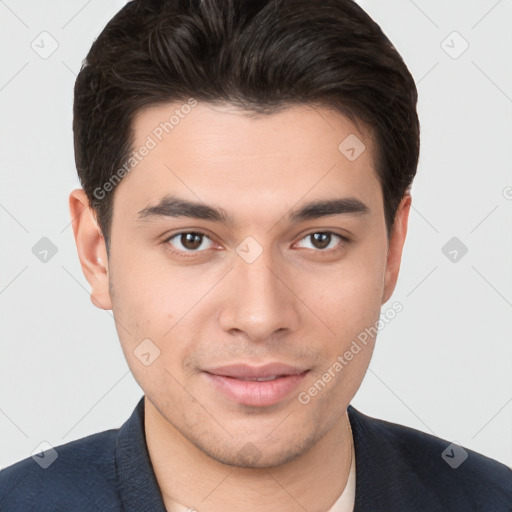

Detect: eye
[295,232,348,251]
[164,231,214,254]
[163,230,348,258]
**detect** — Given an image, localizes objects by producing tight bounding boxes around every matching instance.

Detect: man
[0,0,510,510]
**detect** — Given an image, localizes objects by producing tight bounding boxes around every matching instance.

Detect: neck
[144,397,353,512]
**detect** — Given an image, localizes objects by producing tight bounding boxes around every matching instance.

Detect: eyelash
[162,230,349,259]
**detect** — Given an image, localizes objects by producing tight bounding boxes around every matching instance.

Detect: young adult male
[1,0,510,510]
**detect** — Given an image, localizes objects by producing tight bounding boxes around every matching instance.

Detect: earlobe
[68,189,112,311]
[381,194,411,305]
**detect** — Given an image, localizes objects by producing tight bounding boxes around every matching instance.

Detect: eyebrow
[136,194,369,226]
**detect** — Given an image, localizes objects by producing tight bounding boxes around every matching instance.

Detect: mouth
[202,363,310,407]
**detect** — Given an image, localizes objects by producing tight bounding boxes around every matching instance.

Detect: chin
[197,431,320,469]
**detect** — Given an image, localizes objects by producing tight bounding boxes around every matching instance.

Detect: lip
[202,363,310,407]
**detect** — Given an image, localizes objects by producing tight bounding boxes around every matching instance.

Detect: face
[71,101,410,468]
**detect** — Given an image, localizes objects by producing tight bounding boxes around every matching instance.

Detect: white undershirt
[326,417,356,512]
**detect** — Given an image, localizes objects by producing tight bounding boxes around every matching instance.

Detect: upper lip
[203,363,309,379]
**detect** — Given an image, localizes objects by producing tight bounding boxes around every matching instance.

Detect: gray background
[1,0,511,470]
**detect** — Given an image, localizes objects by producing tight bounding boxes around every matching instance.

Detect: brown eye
[165,231,213,254]
[310,233,331,249]
[180,233,203,250]
[296,232,347,252]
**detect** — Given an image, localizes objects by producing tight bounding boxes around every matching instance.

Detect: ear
[381,194,411,304]
[68,189,112,310]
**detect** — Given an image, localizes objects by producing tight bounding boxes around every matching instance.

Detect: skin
[69,102,411,512]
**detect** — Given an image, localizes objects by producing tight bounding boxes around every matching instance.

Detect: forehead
[113,101,382,228]
[131,101,375,166]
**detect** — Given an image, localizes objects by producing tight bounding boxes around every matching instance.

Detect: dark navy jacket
[1,396,511,511]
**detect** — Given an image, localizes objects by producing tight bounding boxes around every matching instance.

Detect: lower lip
[203,371,309,407]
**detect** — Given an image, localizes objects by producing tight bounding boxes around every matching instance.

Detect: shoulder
[0,428,121,512]
[348,406,512,509]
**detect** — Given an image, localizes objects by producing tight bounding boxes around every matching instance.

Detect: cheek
[297,260,383,414]
[110,239,194,324]
[108,250,176,368]
[108,251,216,374]
[111,262,166,331]
[109,262,189,397]
[308,242,386,341]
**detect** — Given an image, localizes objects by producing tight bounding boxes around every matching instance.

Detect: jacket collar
[348,405,443,512]
[115,396,442,511]
[115,396,167,512]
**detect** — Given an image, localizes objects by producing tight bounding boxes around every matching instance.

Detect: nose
[217,247,301,342]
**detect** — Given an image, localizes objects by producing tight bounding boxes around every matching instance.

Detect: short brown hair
[73,0,419,253]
